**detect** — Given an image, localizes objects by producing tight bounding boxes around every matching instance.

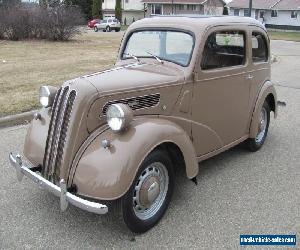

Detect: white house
[142,0,225,17]
[228,0,300,30]
[102,0,145,24]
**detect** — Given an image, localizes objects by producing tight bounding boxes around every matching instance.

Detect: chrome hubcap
[133,162,169,220]
[255,107,268,143]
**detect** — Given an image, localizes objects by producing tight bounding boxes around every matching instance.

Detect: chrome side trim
[9,153,108,215]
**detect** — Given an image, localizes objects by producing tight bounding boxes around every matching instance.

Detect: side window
[252,32,268,63]
[234,9,240,16]
[271,10,278,17]
[201,30,245,70]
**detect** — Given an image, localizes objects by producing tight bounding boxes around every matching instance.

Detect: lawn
[268,30,300,42]
[0,29,123,117]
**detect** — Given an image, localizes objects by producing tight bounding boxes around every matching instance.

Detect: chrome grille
[42,87,76,182]
[102,93,160,115]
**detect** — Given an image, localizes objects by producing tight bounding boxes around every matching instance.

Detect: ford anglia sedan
[9,16,277,233]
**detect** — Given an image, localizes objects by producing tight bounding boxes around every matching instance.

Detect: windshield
[122,30,194,66]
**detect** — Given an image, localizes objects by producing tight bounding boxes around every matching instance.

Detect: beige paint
[73,118,198,200]
[23,16,277,201]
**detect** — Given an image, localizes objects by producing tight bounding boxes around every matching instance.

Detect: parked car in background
[88,19,100,28]
[94,18,121,32]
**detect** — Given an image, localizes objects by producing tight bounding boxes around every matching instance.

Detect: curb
[0,110,37,128]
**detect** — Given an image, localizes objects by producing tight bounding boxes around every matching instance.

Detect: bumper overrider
[9,153,108,215]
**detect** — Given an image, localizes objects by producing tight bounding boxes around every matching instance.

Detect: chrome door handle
[246,74,254,79]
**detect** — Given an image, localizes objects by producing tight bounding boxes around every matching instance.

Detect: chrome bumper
[9,153,108,215]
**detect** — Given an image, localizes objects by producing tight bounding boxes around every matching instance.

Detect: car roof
[128,15,266,35]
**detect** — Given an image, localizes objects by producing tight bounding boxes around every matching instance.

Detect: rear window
[201,31,245,70]
[252,32,268,63]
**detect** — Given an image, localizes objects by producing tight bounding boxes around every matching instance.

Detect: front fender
[72,118,198,200]
[249,81,277,138]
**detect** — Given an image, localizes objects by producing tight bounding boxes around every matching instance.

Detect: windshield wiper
[146,51,163,64]
[123,53,141,63]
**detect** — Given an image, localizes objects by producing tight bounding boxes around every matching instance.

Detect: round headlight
[39,86,57,108]
[106,104,133,132]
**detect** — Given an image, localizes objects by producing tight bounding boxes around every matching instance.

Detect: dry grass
[268,31,300,42]
[0,29,123,117]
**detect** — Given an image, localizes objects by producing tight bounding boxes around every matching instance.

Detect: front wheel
[106,26,111,32]
[246,101,270,151]
[122,150,174,233]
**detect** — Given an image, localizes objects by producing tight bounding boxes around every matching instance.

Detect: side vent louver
[102,93,160,115]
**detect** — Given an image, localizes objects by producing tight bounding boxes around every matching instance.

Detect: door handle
[246,74,254,80]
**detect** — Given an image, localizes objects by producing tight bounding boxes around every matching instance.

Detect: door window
[201,30,246,70]
[252,32,268,63]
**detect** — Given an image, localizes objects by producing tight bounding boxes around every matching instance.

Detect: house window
[244,9,250,16]
[252,32,268,63]
[175,4,185,11]
[259,11,264,18]
[291,11,298,18]
[201,31,245,70]
[271,10,278,17]
[234,9,240,16]
[187,4,197,11]
[151,4,162,15]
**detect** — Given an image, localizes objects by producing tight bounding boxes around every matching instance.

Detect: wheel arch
[266,92,276,115]
[153,141,186,174]
[249,81,277,138]
[71,118,198,200]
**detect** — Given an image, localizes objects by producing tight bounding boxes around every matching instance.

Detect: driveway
[0,40,299,249]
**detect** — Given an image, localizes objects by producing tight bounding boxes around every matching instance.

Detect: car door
[248,26,271,118]
[192,25,252,157]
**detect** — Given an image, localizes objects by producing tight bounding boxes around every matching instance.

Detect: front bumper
[9,153,108,215]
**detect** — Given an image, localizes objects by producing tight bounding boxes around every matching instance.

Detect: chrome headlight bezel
[39,86,57,108]
[106,104,133,132]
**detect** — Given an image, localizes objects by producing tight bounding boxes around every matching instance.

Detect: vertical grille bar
[53,90,76,181]
[42,86,76,182]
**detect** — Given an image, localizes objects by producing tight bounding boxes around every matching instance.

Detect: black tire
[246,101,270,152]
[122,149,174,233]
[94,26,98,32]
[106,26,111,32]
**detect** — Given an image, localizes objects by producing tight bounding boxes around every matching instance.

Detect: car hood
[80,62,184,96]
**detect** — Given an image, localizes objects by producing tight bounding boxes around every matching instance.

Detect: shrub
[92,0,102,19]
[115,0,122,23]
[0,4,84,41]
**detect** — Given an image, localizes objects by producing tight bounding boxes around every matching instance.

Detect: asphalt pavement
[0,40,299,249]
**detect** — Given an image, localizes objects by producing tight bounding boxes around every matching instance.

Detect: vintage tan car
[9,16,277,233]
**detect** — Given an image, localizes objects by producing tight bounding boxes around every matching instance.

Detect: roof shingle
[228,0,300,10]
[227,0,280,10]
